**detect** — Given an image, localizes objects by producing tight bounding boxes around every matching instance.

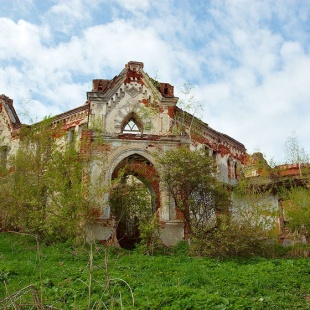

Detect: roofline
[175,107,246,152]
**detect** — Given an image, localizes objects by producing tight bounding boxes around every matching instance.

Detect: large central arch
[109,152,160,249]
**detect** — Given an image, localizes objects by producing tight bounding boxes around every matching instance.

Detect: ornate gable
[87,61,178,135]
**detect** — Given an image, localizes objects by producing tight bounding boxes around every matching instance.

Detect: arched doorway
[109,154,160,249]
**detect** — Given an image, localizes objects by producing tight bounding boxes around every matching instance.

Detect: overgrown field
[0,233,309,309]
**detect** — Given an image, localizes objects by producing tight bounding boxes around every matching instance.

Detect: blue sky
[1,0,310,162]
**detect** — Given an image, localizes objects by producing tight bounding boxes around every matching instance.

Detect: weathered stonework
[0,61,253,246]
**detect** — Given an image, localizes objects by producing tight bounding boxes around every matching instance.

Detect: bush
[136,214,160,255]
[190,219,276,258]
[172,240,190,256]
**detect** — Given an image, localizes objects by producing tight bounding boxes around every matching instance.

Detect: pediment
[88,62,178,108]
[87,61,179,134]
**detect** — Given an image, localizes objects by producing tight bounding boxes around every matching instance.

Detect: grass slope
[0,233,309,309]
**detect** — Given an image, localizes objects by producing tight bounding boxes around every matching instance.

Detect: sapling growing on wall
[284,132,309,176]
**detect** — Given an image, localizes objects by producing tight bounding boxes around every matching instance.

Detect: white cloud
[115,0,151,12]
[41,0,99,35]
[0,0,310,161]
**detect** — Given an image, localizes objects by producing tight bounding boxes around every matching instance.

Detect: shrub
[172,240,190,256]
[190,218,276,258]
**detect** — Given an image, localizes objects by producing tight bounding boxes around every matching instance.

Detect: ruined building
[0,61,301,246]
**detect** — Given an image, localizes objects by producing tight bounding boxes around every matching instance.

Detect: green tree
[156,146,229,236]
[0,118,94,243]
[279,133,310,244]
[156,146,278,257]
[284,187,310,241]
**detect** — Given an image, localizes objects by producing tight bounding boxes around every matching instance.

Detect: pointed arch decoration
[121,112,143,134]
[124,119,139,133]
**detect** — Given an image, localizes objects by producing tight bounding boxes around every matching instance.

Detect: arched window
[123,118,140,134]
[227,157,237,179]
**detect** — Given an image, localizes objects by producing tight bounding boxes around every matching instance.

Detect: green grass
[0,233,309,309]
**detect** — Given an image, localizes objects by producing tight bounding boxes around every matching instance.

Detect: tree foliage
[109,174,156,250]
[233,133,310,254]
[156,146,280,257]
[0,118,93,243]
[156,146,230,236]
[283,187,310,240]
[280,134,310,243]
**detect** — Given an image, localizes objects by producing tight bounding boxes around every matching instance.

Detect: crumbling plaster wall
[86,135,185,243]
[232,192,280,233]
[0,96,20,160]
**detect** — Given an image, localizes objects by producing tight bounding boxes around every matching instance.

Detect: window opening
[123,119,140,134]
[212,150,217,161]
[68,129,75,144]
